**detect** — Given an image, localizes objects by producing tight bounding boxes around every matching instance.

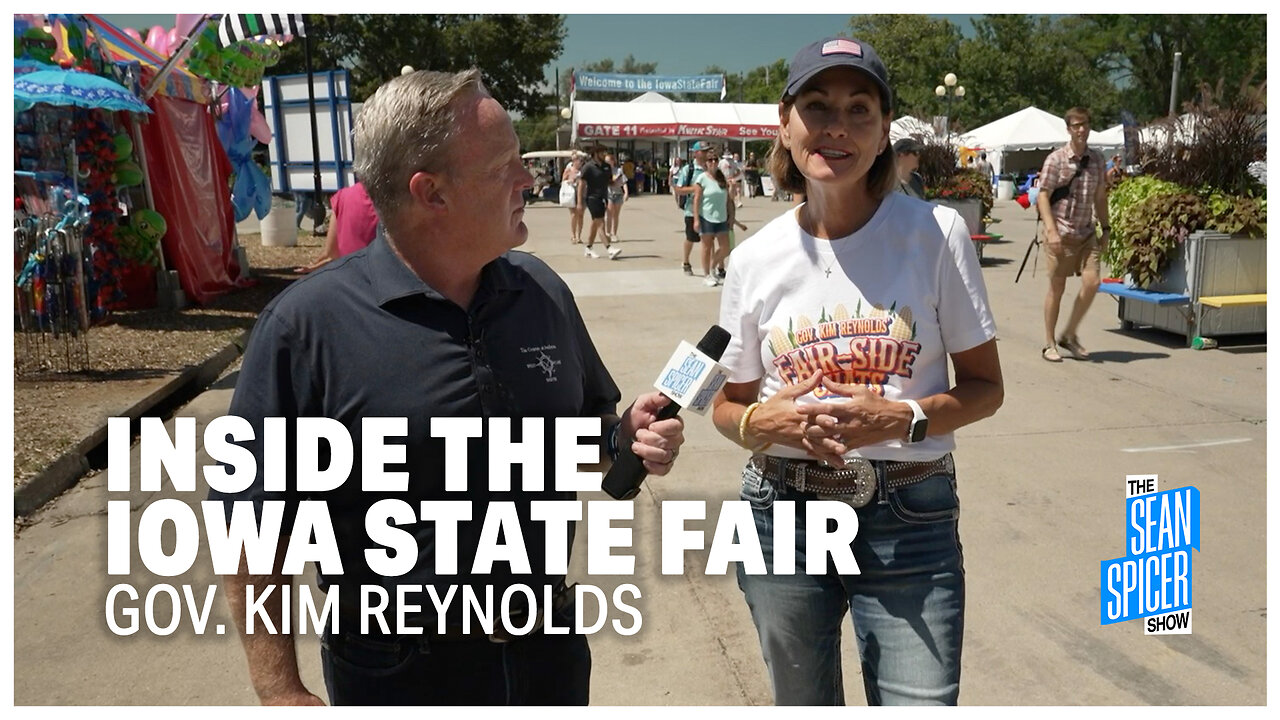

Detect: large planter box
[932,198,983,237]
[1121,231,1266,337]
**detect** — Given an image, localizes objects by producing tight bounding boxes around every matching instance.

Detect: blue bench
[1097,283,1190,306]
[1097,282,1194,343]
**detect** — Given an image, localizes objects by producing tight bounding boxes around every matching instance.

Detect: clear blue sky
[550,14,975,78]
[100,13,977,82]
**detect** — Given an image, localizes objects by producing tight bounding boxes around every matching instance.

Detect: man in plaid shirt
[1036,106,1110,362]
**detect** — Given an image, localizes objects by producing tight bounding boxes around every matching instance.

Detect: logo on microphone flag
[654,341,728,415]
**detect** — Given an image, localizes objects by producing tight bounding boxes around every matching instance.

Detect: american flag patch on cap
[821,38,862,57]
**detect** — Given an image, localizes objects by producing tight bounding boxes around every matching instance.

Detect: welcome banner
[575,72,726,98]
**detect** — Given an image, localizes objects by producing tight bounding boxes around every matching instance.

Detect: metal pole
[303,15,324,227]
[1169,51,1183,117]
[946,94,952,143]
[555,67,561,151]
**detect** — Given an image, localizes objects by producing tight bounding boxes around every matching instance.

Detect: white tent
[890,115,938,142]
[1139,113,1201,147]
[1092,123,1126,148]
[630,91,673,104]
[961,106,1123,176]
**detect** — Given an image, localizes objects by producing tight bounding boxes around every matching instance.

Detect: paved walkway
[13,194,1267,705]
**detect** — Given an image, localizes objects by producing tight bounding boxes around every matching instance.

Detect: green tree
[513,113,559,152]
[847,15,963,122]
[739,58,789,104]
[272,14,566,117]
[1081,14,1266,122]
[958,15,1118,129]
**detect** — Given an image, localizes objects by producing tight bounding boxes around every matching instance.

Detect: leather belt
[750,454,954,508]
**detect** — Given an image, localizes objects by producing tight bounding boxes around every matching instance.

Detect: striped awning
[217,14,306,48]
[82,13,214,105]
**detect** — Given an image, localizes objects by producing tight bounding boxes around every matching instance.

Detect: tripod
[1015,218,1042,283]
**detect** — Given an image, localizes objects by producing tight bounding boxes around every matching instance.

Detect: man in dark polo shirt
[211,69,685,706]
[576,144,618,259]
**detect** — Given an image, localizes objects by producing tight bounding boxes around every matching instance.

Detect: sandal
[1042,345,1063,362]
[1058,336,1090,360]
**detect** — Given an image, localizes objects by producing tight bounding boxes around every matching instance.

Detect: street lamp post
[559,107,572,151]
[934,72,966,142]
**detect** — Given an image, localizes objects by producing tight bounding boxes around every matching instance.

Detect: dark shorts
[684,215,701,243]
[698,217,729,235]
[585,195,607,220]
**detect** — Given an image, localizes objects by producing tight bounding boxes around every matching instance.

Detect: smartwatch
[902,399,928,444]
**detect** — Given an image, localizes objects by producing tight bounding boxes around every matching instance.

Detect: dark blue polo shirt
[209,233,620,626]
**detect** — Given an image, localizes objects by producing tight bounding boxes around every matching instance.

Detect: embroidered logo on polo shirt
[522,345,562,382]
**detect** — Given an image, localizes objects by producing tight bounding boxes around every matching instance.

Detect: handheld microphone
[601,325,732,500]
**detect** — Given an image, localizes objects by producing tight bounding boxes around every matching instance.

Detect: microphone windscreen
[695,325,731,361]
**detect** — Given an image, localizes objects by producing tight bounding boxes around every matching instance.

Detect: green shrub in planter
[1103,175,1186,276]
[912,138,996,219]
[925,168,994,219]
[1201,188,1266,237]
[1111,191,1208,288]
[1104,175,1268,287]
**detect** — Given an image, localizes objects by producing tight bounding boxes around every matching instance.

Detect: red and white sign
[576,123,778,140]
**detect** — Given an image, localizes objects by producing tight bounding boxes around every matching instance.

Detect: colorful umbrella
[14,68,151,114]
[15,58,58,74]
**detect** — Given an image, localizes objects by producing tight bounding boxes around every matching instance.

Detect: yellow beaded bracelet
[738,402,772,452]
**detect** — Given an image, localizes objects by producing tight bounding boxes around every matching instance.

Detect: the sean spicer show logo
[1100,475,1200,634]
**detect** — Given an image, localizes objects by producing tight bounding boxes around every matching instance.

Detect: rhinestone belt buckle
[817,457,877,509]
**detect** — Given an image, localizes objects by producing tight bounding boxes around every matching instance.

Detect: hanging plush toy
[115,209,166,267]
[17,27,57,64]
[187,25,283,88]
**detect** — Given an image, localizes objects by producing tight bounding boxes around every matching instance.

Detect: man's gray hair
[354,68,486,218]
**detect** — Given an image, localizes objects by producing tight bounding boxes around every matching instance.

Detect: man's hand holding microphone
[602,326,731,500]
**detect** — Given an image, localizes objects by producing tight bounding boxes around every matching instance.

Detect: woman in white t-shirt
[562,155,584,244]
[710,37,1004,706]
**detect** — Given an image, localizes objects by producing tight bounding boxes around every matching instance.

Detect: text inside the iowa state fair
[102,416,864,636]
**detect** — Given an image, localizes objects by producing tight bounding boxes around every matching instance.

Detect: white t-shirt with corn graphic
[718,192,996,461]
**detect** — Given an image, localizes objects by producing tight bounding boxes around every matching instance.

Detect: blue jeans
[294,192,326,228]
[736,458,965,706]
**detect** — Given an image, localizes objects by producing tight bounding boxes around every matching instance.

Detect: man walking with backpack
[1037,107,1110,362]
[672,141,711,275]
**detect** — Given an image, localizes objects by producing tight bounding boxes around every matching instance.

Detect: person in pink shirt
[296,181,380,273]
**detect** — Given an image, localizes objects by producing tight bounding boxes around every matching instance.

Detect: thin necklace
[822,255,838,279]
[798,207,840,279]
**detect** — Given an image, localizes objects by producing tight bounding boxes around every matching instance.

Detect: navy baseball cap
[783,36,892,109]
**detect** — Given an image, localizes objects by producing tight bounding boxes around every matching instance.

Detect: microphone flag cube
[653,341,729,415]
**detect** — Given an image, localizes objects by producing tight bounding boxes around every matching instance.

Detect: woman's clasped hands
[753,370,907,468]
